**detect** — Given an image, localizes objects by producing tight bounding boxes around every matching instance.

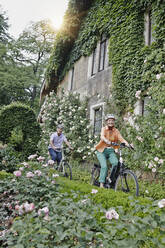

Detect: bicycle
[91,143,139,196]
[55,148,72,180]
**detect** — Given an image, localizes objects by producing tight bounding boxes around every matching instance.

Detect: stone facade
[57,39,112,130]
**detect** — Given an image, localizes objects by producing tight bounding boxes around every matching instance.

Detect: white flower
[145,190,149,194]
[26,172,34,178]
[156,74,162,80]
[158,159,164,164]
[163,109,165,115]
[91,189,98,194]
[52,174,59,178]
[154,157,159,162]
[28,154,37,160]
[48,160,54,165]
[42,164,48,167]
[34,170,42,176]
[136,136,143,142]
[37,156,45,162]
[106,209,119,220]
[148,163,153,169]
[21,162,29,167]
[135,90,141,99]
[152,168,156,173]
[158,199,165,208]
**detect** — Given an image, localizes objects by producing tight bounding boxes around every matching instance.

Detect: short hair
[57,124,63,129]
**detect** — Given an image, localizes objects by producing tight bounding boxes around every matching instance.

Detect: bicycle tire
[91,166,100,187]
[115,169,139,196]
[62,162,72,180]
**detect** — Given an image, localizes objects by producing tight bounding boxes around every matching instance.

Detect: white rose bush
[38,90,97,162]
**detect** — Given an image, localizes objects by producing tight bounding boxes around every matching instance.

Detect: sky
[0,0,69,38]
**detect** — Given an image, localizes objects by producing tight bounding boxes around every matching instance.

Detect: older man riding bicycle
[95,114,131,188]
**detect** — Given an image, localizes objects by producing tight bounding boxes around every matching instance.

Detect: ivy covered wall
[43,0,165,114]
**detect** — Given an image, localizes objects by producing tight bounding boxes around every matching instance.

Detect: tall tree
[0,18,56,113]
[10,19,56,112]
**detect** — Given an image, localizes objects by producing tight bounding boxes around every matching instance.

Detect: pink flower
[23,202,35,212]
[38,206,49,216]
[51,180,55,184]
[15,205,20,211]
[158,199,165,208]
[26,172,34,178]
[13,171,22,177]
[91,189,98,194]
[106,209,119,220]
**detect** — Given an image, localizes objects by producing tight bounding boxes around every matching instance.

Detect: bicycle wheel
[91,165,100,187]
[62,162,72,180]
[115,170,139,196]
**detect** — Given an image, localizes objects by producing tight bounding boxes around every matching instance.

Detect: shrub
[0,102,41,159]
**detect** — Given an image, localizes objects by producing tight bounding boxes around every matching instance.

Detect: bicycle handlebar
[111,142,134,150]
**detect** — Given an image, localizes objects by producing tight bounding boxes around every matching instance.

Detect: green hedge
[0,102,41,159]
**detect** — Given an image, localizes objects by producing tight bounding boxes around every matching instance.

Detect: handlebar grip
[111,142,119,146]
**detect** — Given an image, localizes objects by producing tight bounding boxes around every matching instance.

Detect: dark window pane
[94,107,103,135]
[99,40,106,71]
[91,48,97,75]
[70,67,74,91]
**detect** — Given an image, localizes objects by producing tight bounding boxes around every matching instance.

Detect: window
[68,67,74,91]
[144,10,154,46]
[142,96,150,116]
[91,47,97,76]
[93,107,103,135]
[98,36,106,71]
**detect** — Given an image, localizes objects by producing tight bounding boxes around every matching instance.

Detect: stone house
[40,0,163,134]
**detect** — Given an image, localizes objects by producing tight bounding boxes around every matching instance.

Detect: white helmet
[105,114,115,121]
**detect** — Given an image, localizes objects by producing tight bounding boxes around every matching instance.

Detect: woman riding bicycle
[95,114,131,188]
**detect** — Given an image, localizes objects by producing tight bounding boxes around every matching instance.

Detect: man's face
[106,118,115,128]
[57,128,62,135]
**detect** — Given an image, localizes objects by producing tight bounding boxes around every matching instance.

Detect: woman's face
[106,118,115,128]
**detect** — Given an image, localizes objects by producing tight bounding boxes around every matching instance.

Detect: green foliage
[38,90,97,161]
[1,160,165,247]
[0,170,12,179]
[0,145,21,172]
[0,102,41,160]
[45,0,93,91]
[0,19,56,113]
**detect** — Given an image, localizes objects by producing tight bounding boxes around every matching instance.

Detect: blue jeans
[48,148,62,165]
